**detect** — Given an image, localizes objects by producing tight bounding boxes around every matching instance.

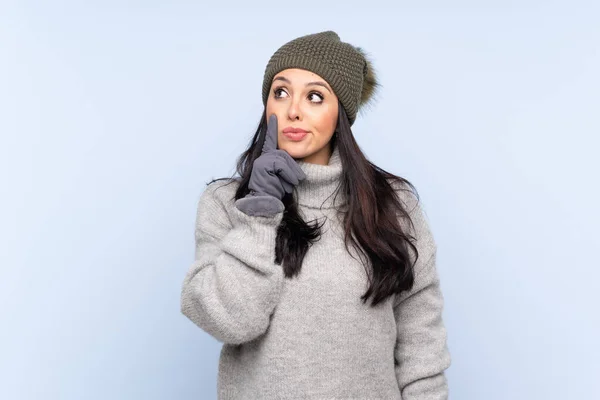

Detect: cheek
[313,103,338,135]
[265,99,274,116]
[265,98,282,120]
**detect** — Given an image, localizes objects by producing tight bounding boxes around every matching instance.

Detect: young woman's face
[266,68,339,165]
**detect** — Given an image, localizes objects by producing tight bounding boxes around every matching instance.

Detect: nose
[287,98,302,121]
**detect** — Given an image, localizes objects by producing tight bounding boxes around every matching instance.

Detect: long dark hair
[208,102,422,308]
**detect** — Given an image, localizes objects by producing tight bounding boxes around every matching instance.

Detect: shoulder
[200,178,240,207]
[387,177,437,257]
[387,178,419,214]
[195,178,241,231]
[386,177,425,226]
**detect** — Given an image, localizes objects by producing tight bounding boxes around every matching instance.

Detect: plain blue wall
[1,1,598,399]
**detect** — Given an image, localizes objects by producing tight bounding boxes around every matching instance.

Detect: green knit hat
[262,31,379,126]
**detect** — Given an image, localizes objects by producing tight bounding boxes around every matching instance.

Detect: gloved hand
[235,114,307,217]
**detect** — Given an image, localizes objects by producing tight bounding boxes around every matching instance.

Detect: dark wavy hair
[208,101,422,308]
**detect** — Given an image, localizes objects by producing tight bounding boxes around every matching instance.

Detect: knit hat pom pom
[355,46,380,109]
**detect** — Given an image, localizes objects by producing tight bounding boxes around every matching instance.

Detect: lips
[282,128,308,141]
[282,127,308,134]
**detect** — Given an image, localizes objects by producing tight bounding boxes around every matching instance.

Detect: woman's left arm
[392,190,451,400]
[394,250,451,399]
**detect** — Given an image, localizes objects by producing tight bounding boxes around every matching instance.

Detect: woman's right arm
[180,181,285,345]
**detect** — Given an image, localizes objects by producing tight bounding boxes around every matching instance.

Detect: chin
[280,146,309,160]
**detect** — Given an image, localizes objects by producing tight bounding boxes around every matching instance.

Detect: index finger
[262,114,278,153]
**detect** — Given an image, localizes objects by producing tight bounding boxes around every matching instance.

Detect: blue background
[1,1,598,399]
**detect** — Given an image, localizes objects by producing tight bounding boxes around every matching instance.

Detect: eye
[308,92,324,103]
[273,88,289,99]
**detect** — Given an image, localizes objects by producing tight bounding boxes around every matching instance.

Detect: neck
[299,144,332,165]
[294,145,346,209]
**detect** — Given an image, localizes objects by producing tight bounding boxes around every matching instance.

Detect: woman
[181,31,451,399]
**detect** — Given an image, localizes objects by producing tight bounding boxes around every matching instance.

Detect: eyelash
[273,87,324,103]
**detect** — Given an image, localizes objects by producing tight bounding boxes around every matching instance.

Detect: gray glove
[235,114,307,217]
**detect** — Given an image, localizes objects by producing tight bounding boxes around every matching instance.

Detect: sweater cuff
[234,195,285,218]
[219,199,284,272]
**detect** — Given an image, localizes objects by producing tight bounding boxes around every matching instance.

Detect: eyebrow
[273,76,332,94]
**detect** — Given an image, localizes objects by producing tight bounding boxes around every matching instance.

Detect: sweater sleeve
[180,181,285,345]
[393,194,451,400]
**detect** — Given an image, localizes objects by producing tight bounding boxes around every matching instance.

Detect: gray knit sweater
[180,146,451,399]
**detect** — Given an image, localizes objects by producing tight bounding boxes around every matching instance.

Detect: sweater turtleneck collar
[294,145,346,209]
